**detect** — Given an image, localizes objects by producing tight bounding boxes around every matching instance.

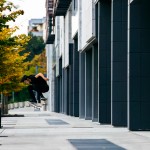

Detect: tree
[0,0,46,104]
[21,34,46,62]
[0,0,30,95]
[0,0,31,115]
[0,0,24,30]
[25,50,47,75]
[0,27,30,95]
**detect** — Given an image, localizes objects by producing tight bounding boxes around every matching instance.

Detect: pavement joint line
[0,129,5,134]
[132,132,150,139]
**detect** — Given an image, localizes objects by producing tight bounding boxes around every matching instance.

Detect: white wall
[60,8,73,68]
[55,17,60,77]
[64,11,69,67]
[78,0,95,51]
[55,17,60,47]
[72,14,78,37]
[59,17,65,67]
[72,0,78,38]
[43,20,46,42]
[46,44,54,111]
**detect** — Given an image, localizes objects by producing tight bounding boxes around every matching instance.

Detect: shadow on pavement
[46,119,69,125]
[68,139,126,150]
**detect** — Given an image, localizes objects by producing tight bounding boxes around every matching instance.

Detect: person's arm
[35,73,49,81]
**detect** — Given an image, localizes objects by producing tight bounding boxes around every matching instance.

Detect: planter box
[24,101,30,107]
[14,102,19,108]
[9,103,14,109]
[19,102,24,108]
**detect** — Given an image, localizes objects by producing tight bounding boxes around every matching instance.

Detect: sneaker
[29,100,37,103]
[40,96,47,101]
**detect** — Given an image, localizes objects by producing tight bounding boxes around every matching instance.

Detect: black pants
[28,84,49,103]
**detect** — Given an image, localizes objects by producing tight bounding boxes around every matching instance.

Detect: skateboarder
[21,73,49,103]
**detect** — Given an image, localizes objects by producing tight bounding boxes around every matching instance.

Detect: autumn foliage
[0,0,30,95]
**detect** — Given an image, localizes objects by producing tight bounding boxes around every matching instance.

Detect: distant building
[28,18,46,39]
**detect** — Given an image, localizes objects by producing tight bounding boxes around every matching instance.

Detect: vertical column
[63,68,68,114]
[47,44,54,111]
[73,39,79,117]
[56,76,60,112]
[50,69,55,112]
[62,68,66,113]
[69,44,73,116]
[54,67,57,112]
[111,0,128,126]
[59,58,62,113]
[98,1,111,123]
[69,66,73,116]
[92,44,98,122]
[58,77,61,113]
[98,1,111,124]
[128,0,150,130]
[62,68,65,113]
[63,68,69,115]
[79,52,85,118]
[85,49,92,120]
[66,68,70,115]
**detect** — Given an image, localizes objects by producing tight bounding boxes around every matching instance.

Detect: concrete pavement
[0,107,150,150]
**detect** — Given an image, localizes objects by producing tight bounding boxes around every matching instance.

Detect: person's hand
[45,78,49,81]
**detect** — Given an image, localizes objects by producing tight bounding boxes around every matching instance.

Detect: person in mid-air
[21,73,49,103]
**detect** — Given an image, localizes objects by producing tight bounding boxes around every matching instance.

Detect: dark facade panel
[62,67,69,115]
[54,67,59,112]
[129,0,150,131]
[85,49,92,120]
[62,68,65,113]
[59,58,62,113]
[69,44,73,116]
[98,0,111,124]
[79,52,85,118]
[73,39,79,117]
[54,0,72,16]
[46,34,55,44]
[92,44,98,122]
[111,0,127,127]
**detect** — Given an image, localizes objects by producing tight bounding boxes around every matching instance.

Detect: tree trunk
[2,96,8,114]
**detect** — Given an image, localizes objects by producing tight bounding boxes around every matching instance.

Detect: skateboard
[40,97,47,101]
[28,102,42,111]
[41,98,47,103]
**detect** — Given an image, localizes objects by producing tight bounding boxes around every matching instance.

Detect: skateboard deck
[28,102,42,110]
[40,97,47,101]
[41,98,47,105]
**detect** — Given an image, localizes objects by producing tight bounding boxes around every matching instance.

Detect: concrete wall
[46,44,54,112]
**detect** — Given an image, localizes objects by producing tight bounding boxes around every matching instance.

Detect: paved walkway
[0,107,150,150]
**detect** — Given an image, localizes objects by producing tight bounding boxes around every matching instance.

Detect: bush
[8,87,30,103]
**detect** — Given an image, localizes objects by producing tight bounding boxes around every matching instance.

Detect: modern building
[45,0,150,131]
[28,18,46,38]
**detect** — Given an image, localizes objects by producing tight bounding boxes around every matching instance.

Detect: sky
[8,0,46,35]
